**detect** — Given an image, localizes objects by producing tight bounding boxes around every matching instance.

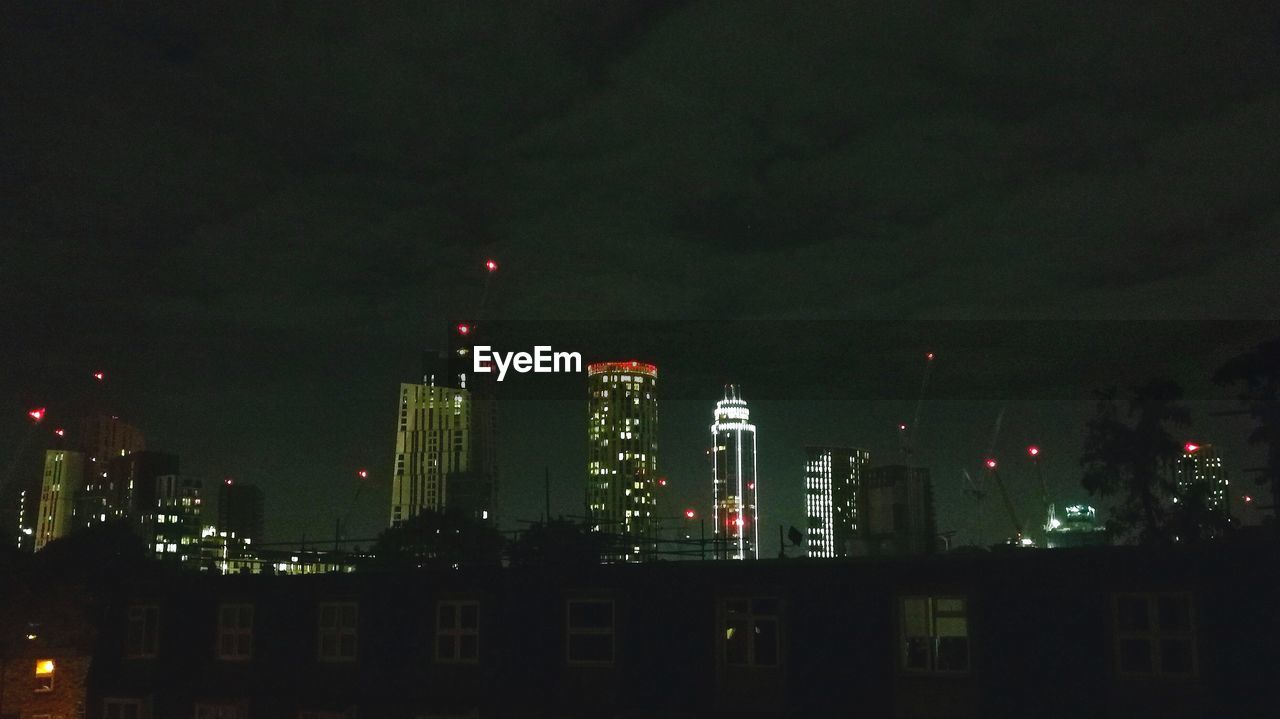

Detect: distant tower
[218,480,265,544]
[711,385,758,559]
[34,450,85,550]
[804,447,869,558]
[389,321,497,526]
[76,414,146,526]
[1176,442,1229,517]
[586,361,659,562]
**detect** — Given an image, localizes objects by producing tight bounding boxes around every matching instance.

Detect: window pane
[568,601,612,629]
[460,603,479,629]
[936,616,967,637]
[568,633,613,663]
[934,598,965,614]
[754,619,778,665]
[437,635,456,660]
[936,636,968,671]
[320,634,337,657]
[439,604,457,629]
[903,637,930,670]
[902,598,929,637]
[1119,638,1153,673]
[1157,596,1190,632]
[339,635,356,657]
[1116,596,1149,632]
[340,605,357,627]
[460,634,478,660]
[1160,638,1193,674]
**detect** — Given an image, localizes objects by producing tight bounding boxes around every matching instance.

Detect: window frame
[34,658,55,692]
[126,604,160,658]
[316,601,359,662]
[898,594,971,676]
[720,596,783,669]
[565,598,616,666]
[216,603,254,661]
[435,599,481,664]
[1112,591,1198,679]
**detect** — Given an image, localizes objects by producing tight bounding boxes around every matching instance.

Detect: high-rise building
[804,446,869,558]
[77,414,146,526]
[390,322,498,526]
[34,450,85,550]
[1175,442,1229,517]
[710,385,758,560]
[587,361,659,562]
[217,480,265,544]
[1044,504,1108,548]
[858,465,937,556]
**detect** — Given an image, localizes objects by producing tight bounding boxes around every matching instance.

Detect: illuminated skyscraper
[390,321,497,526]
[76,414,146,527]
[711,385,758,560]
[587,361,658,562]
[804,446,869,558]
[1176,442,1229,517]
[34,449,85,550]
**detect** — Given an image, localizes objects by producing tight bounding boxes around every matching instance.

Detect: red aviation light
[456,324,471,336]
[926,352,935,361]
[684,509,696,519]
[1183,443,1200,453]
[93,371,104,381]
[985,458,998,470]
[357,469,369,479]
[485,259,498,272]
[657,477,667,487]
[224,478,234,486]
[54,428,65,437]
[1027,446,1040,457]
[28,408,46,423]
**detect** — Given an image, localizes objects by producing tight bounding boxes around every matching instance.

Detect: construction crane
[898,351,935,457]
[984,457,1027,545]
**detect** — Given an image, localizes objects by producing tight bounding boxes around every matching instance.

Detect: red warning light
[1027,446,1040,457]
[485,259,498,272]
[1184,443,1200,453]
[357,469,369,479]
[747,482,755,490]
[898,423,907,431]
[684,509,696,519]
[985,458,998,470]
[224,478,234,486]
[657,477,667,487]
[54,428,65,437]
[1244,495,1253,503]
[93,371,104,381]
[28,408,46,423]
[926,352,935,361]
[456,324,471,336]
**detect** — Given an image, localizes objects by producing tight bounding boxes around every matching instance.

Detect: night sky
[3,2,1279,553]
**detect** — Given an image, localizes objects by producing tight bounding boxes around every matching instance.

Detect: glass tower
[587,361,658,562]
[711,385,758,559]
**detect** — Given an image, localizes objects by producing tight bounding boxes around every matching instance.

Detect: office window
[104,699,143,719]
[722,598,780,667]
[126,605,160,658]
[901,596,969,674]
[1114,593,1196,677]
[436,600,479,663]
[318,602,358,661]
[566,599,614,665]
[34,658,55,691]
[195,704,244,719]
[217,603,254,660]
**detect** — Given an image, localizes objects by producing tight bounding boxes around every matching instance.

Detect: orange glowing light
[35,659,55,675]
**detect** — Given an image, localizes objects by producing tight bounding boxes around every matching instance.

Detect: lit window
[1114,593,1196,677]
[317,602,358,661]
[566,599,614,665]
[34,658,54,692]
[125,605,160,658]
[722,598,780,667]
[217,603,254,660]
[900,596,969,674]
[436,600,480,663]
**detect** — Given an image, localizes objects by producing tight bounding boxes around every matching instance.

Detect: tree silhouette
[1215,337,1280,530]
[507,517,606,566]
[369,509,504,569]
[1080,379,1190,544]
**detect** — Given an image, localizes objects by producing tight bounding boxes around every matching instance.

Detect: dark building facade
[218,481,265,544]
[75,544,1279,719]
[858,465,938,556]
